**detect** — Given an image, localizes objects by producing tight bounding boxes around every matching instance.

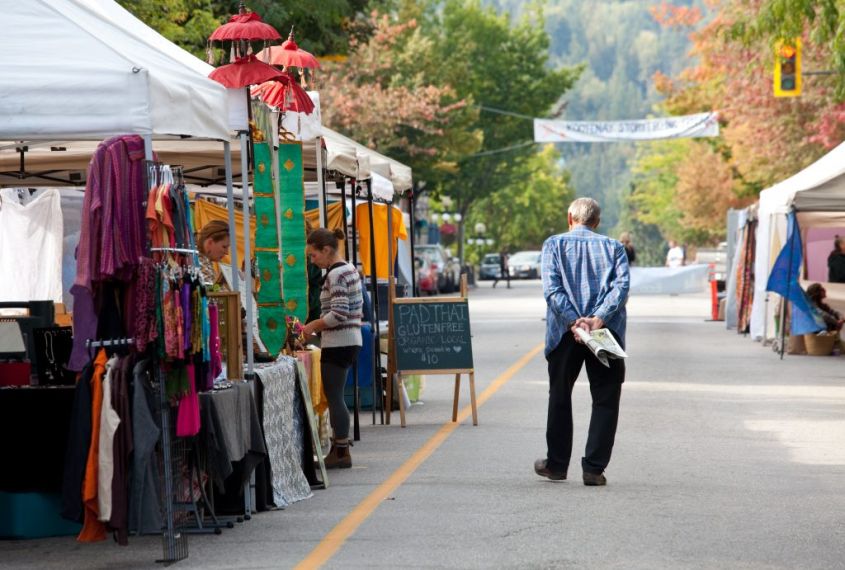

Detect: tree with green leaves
[118,0,390,58]
[468,144,575,256]
[421,1,581,259]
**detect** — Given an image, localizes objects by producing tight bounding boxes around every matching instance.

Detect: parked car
[479,253,502,280]
[415,255,439,295]
[415,244,461,293]
[508,250,542,279]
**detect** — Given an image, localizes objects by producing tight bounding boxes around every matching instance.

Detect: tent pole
[409,189,417,297]
[366,179,384,425]
[350,180,373,426]
[316,138,328,228]
[223,140,240,294]
[781,214,797,360]
[143,135,153,161]
[239,131,255,377]
[762,217,775,343]
[340,180,359,441]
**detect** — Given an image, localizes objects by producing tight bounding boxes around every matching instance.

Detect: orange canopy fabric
[193,198,345,265]
[355,203,407,279]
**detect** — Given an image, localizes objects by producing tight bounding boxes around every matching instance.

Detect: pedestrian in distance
[492,250,511,289]
[828,236,845,283]
[302,228,364,469]
[534,197,630,486]
[666,239,684,268]
[619,232,636,266]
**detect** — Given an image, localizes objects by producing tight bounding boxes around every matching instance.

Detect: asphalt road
[4,279,845,569]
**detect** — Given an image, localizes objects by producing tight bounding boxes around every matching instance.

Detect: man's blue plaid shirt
[541,226,630,356]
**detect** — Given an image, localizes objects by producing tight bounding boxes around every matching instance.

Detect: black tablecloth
[0,386,75,493]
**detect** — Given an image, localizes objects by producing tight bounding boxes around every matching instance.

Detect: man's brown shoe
[534,459,566,481]
[582,471,607,486]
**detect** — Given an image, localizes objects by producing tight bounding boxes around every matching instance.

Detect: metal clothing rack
[85,338,135,349]
[146,159,192,563]
[150,247,200,255]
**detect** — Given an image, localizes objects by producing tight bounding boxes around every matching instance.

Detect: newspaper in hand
[574,328,628,367]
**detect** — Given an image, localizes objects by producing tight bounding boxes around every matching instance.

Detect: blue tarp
[765,213,824,335]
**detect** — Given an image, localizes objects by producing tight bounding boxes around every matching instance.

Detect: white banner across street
[533,112,719,143]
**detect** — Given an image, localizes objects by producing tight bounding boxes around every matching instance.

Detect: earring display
[33,327,75,386]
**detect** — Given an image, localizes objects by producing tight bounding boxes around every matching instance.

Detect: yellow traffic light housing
[774,39,802,97]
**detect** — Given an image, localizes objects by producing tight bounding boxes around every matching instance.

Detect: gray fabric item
[199,382,267,492]
[128,359,163,534]
[255,357,313,507]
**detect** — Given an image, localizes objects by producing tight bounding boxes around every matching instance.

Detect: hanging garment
[78,349,109,543]
[128,359,163,535]
[176,363,201,438]
[61,362,95,523]
[134,258,158,352]
[0,188,63,303]
[355,203,408,279]
[69,135,149,370]
[97,356,121,522]
[108,354,134,546]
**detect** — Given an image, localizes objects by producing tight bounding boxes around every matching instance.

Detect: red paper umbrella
[209,5,280,42]
[208,55,284,89]
[251,77,315,114]
[256,31,320,69]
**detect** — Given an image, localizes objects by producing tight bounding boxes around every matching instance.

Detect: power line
[463,140,535,159]
[478,105,537,121]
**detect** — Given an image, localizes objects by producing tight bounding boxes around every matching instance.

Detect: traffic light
[774,40,801,97]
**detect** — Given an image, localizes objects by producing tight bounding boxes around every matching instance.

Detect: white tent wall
[749,140,845,341]
[724,208,747,330]
[0,0,233,141]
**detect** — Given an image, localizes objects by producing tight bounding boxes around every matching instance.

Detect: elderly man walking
[534,197,630,486]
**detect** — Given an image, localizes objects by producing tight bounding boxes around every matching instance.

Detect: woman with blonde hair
[196,220,231,288]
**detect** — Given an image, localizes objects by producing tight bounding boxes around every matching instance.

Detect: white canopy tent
[0,0,241,141]
[750,141,845,341]
[0,127,411,198]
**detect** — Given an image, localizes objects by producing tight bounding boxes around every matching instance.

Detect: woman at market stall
[196,220,231,289]
[302,228,363,469]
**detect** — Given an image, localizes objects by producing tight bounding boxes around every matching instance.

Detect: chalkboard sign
[392,299,474,372]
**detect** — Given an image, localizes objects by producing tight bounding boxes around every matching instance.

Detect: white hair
[568,197,601,226]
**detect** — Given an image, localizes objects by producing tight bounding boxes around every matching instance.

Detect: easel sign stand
[388,274,477,428]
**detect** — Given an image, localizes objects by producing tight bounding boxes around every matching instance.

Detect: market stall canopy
[0,0,242,141]
[751,140,845,341]
[759,140,845,215]
[1,127,413,192]
[320,128,413,193]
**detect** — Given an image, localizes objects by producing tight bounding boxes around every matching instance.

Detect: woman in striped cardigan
[302,228,363,468]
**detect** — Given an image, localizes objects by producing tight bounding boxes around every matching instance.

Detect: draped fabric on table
[255,357,312,507]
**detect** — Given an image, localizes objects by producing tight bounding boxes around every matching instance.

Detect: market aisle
[313,280,845,570]
[4,280,845,569]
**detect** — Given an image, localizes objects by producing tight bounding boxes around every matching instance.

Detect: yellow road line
[295,342,546,569]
